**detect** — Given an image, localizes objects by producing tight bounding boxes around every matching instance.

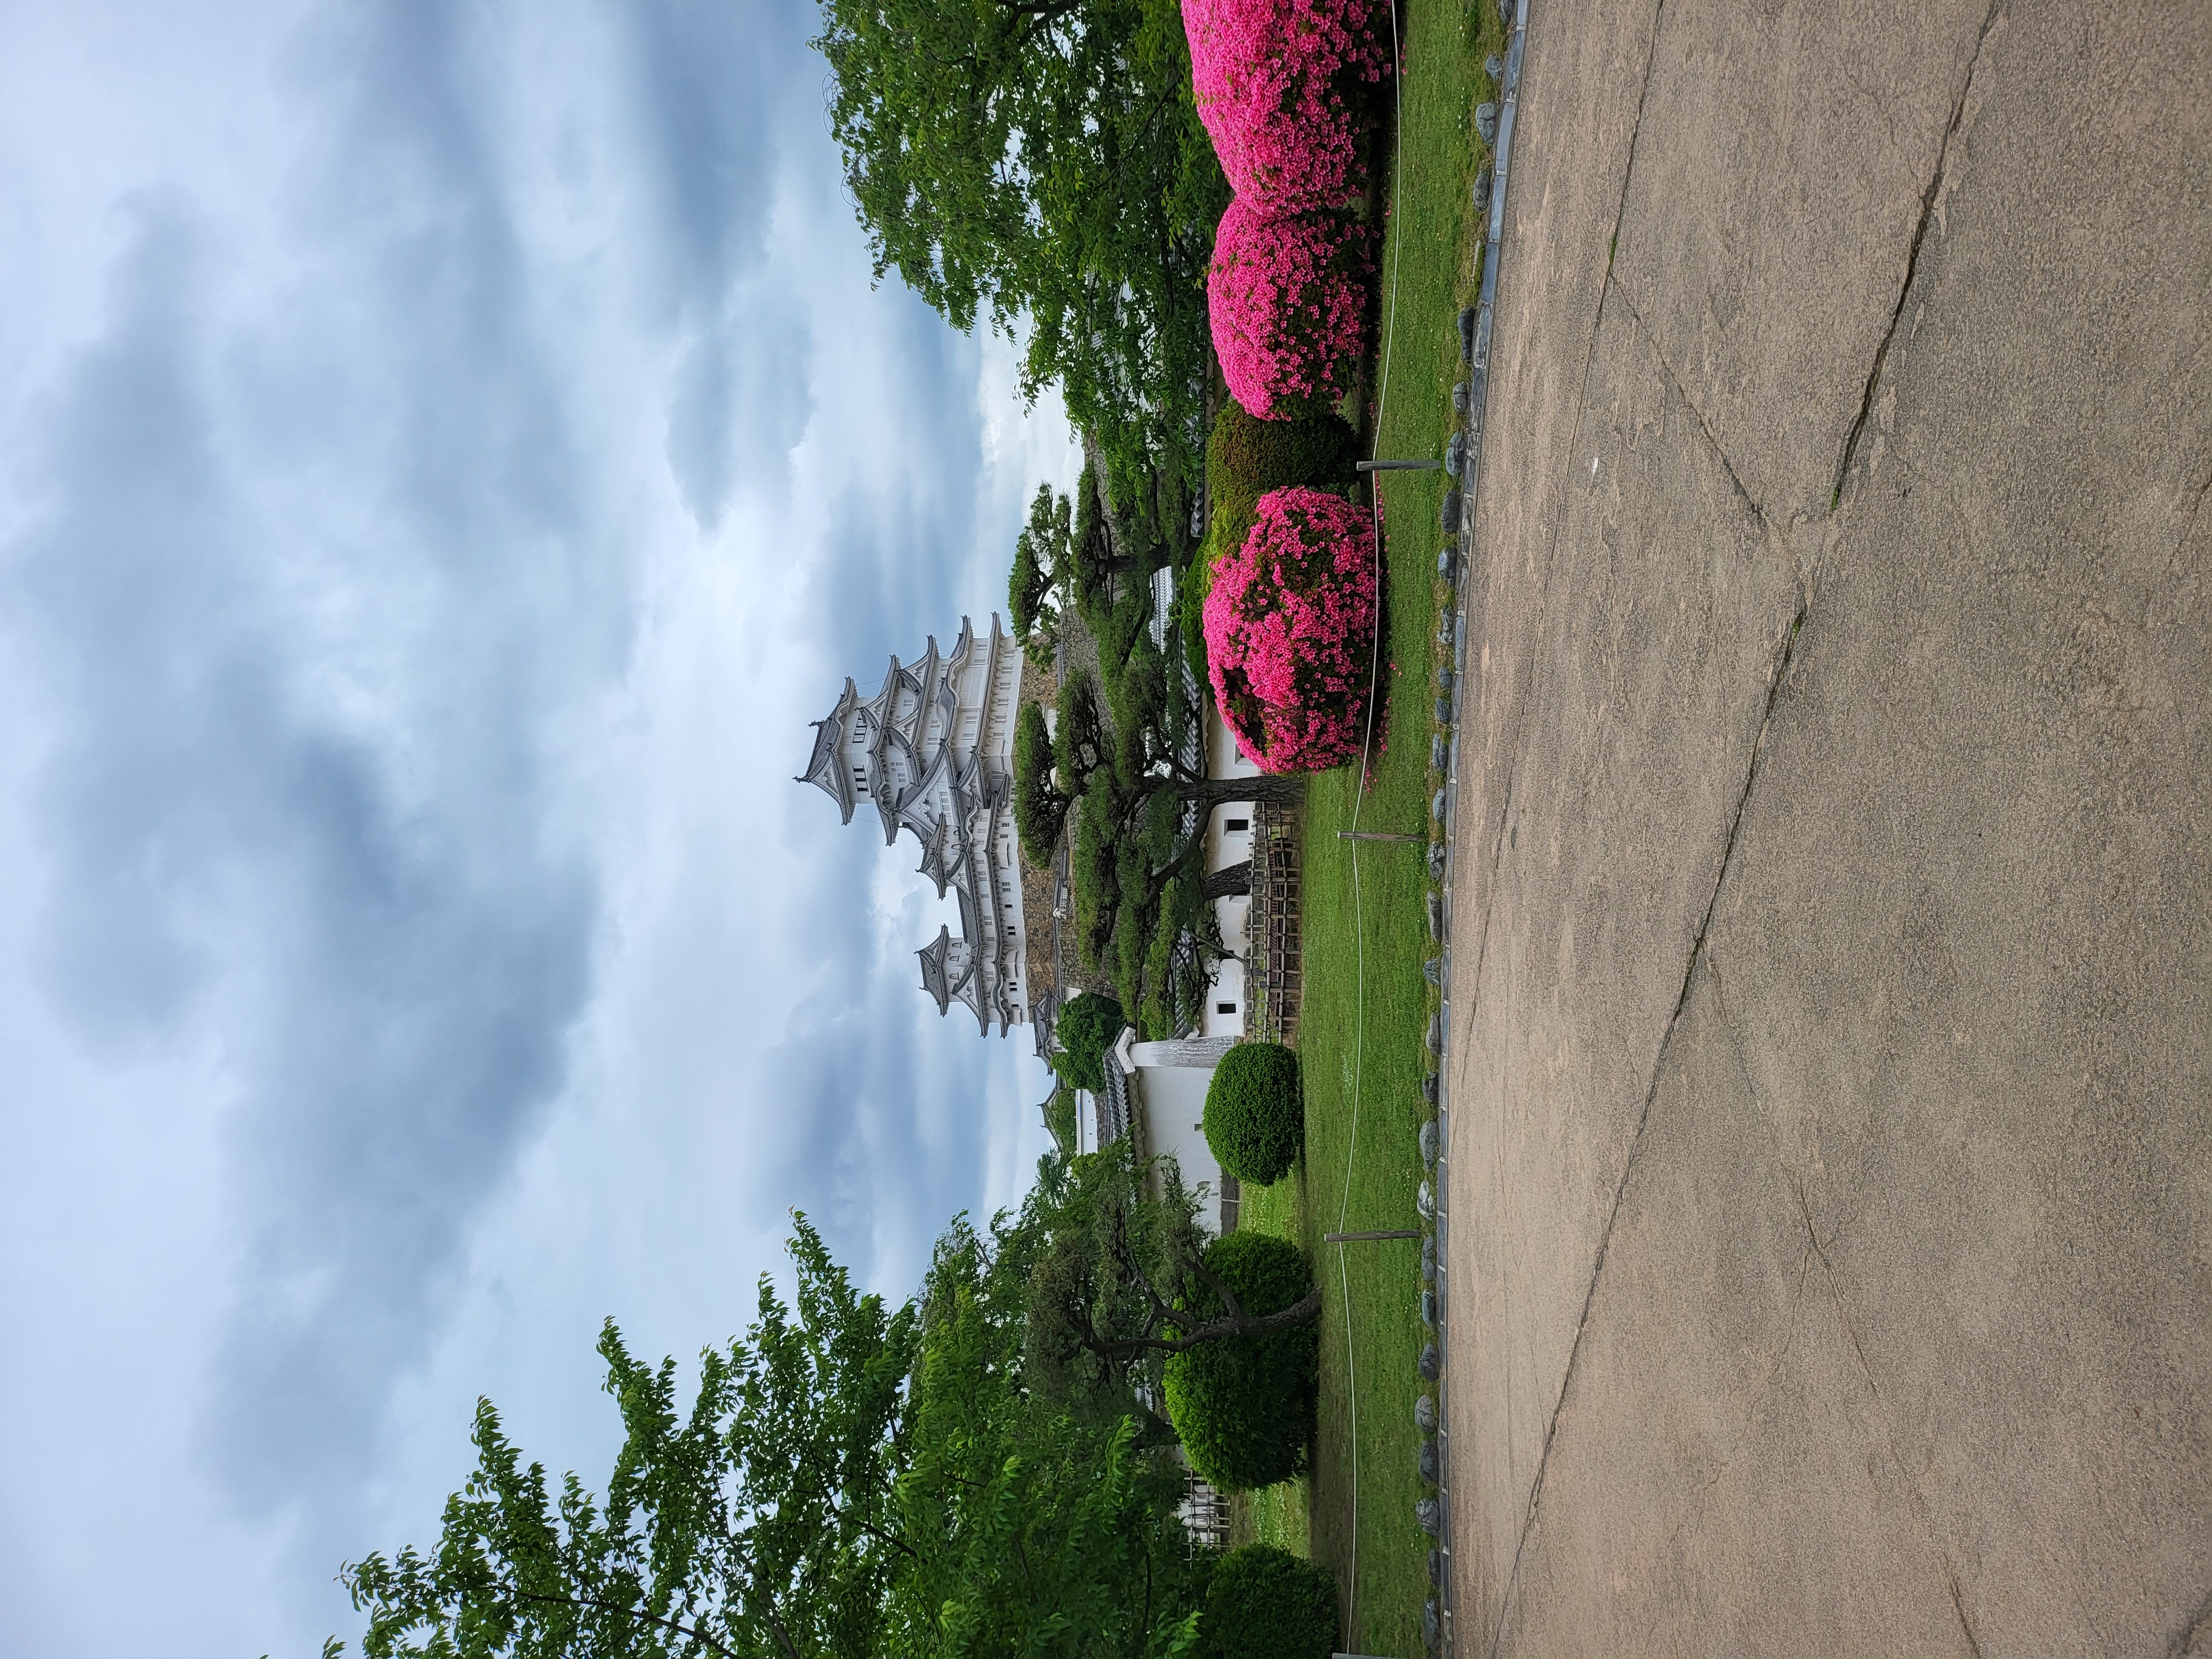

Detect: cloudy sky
[0,3,1079,1652]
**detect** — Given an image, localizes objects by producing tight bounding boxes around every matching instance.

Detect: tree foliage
[341,1218,914,1659]
[1054,670,1109,802]
[1022,1143,1322,1433]
[1052,990,1127,1092]
[1008,483,1068,661]
[815,0,1228,485]
[339,1208,1210,1658]
[890,1213,1206,1657]
[1013,700,1070,864]
[1161,1230,1319,1490]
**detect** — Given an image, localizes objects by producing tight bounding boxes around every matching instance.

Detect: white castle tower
[796,614,1028,1035]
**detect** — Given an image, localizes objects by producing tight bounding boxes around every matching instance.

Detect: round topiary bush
[1183,0,1392,212]
[1164,1231,1318,1491]
[1204,1041,1303,1183]
[1208,197,1371,420]
[1203,485,1380,773]
[1196,1543,1340,1659]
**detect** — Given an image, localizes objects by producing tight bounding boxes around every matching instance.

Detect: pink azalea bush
[1204,486,1381,774]
[1184,0,1391,211]
[1209,196,1370,419]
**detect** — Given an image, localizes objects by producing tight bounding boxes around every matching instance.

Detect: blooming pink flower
[1209,196,1370,419]
[1184,0,1391,212]
[1203,486,1382,773]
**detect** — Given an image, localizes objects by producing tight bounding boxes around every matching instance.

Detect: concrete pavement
[1443,1,2210,1652]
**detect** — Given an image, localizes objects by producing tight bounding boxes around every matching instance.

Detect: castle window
[1225,818,1249,833]
[1218,1001,1237,1015]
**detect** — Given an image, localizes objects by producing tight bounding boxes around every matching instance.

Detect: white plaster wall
[1201,899,1248,1038]
[1131,1065,1226,1222]
[1206,700,1262,780]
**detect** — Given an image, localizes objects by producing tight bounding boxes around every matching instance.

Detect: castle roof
[795,677,860,823]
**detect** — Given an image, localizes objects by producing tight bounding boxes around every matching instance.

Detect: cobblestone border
[1423,1,1529,1652]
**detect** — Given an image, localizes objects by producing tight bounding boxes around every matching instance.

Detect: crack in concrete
[1719,956,2000,1659]
[1947,1568,1989,1659]
[2164,1592,2212,1659]
[1709,961,1822,1398]
[1792,1176,1881,1399]
[1615,278,1776,534]
[2172,462,2212,575]
[1487,591,1808,1657]
[1830,0,2004,510]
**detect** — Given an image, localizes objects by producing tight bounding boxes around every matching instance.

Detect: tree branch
[1081,1286,1325,1357]
[1185,1249,1245,1324]
[511,1589,739,1659]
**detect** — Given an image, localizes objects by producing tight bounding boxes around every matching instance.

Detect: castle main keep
[796,615,1029,1035]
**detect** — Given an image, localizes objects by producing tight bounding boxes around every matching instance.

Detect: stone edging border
[1422,0,1528,1652]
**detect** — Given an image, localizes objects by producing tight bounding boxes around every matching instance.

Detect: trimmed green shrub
[1164,1231,1318,1490]
[1196,1543,1339,1659]
[1052,992,1126,1092]
[1203,1041,1303,1183]
[1185,404,1358,686]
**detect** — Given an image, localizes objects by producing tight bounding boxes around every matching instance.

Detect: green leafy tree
[814,0,1227,486]
[339,1210,1210,1658]
[1055,670,1109,801]
[340,1218,915,1658]
[886,1212,1205,1656]
[1161,1232,1318,1490]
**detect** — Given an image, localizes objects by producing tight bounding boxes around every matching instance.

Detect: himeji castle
[796,615,1029,1036]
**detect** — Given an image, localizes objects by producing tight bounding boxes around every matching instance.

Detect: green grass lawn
[1226,0,1501,1648]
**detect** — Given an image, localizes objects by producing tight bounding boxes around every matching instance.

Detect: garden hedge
[1164,1230,1318,1490]
[1203,1041,1304,1183]
[1195,1543,1340,1659]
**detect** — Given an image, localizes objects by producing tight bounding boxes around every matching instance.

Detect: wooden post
[1323,1230,1423,1243]
[1356,459,1443,472]
[1335,831,1425,843]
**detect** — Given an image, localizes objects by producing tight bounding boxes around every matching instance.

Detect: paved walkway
[1442,2,2209,1653]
